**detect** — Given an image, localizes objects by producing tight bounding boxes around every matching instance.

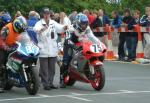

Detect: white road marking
[71,92,82,95]
[107,60,150,65]
[119,90,135,93]
[0,95,65,102]
[107,77,150,80]
[66,95,92,102]
[1,90,150,102]
[38,94,50,97]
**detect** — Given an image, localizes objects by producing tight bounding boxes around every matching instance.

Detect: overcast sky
[106,0,121,3]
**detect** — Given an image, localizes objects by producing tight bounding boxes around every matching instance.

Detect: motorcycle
[61,39,107,91]
[4,32,40,95]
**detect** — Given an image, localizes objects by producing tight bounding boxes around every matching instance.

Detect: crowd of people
[0,5,149,93]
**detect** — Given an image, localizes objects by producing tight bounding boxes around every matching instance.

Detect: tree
[0,0,149,16]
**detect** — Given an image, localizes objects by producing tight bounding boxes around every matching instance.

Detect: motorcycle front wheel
[64,75,76,86]
[90,65,105,91]
[25,66,39,95]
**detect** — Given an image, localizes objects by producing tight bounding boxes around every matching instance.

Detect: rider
[60,13,100,88]
[0,12,11,30]
[0,16,27,93]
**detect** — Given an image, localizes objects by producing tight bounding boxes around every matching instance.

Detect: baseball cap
[43,7,50,14]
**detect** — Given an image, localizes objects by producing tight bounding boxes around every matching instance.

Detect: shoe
[44,86,51,90]
[50,85,58,89]
[0,87,4,93]
[125,58,134,62]
[118,57,125,61]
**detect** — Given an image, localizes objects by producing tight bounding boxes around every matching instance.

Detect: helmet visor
[80,21,88,30]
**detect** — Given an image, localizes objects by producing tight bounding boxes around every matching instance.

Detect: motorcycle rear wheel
[91,66,105,91]
[25,66,39,95]
[4,71,13,90]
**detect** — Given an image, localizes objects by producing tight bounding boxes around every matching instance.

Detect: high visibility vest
[5,23,19,46]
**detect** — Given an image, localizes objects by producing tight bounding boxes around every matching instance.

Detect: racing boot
[60,63,69,88]
[60,74,66,88]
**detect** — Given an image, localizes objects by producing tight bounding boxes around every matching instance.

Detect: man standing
[140,6,150,59]
[111,11,122,58]
[27,11,39,44]
[33,7,67,90]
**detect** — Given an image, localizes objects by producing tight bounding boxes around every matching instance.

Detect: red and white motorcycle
[58,40,107,91]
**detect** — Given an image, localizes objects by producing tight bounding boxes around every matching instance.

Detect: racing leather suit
[60,24,100,86]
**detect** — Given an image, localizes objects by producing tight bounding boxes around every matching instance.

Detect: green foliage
[0,0,149,16]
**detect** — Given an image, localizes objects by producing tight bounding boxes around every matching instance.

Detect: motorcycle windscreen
[16,32,40,57]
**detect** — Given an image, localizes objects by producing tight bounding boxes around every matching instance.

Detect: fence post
[134,25,144,59]
[105,25,114,60]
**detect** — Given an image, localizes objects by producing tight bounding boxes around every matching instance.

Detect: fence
[92,25,150,60]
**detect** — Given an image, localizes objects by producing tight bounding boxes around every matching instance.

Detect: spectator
[98,9,110,26]
[33,7,67,90]
[122,9,137,61]
[132,10,141,59]
[91,11,103,37]
[83,9,95,26]
[111,11,122,28]
[49,10,55,20]
[118,9,128,61]
[60,12,71,26]
[13,11,22,21]
[133,10,141,24]
[68,11,77,24]
[59,12,71,43]
[53,13,61,42]
[27,11,39,44]
[111,10,122,58]
[54,13,60,23]
[140,6,150,59]
[91,9,110,45]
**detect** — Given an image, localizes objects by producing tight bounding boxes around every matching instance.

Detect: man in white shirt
[34,7,67,90]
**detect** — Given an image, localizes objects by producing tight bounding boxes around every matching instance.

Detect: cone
[105,25,115,60]
[135,25,144,59]
[136,41,144,58]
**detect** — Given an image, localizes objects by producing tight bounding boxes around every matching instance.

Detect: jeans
[126,36,138,59]
[60,44,73,78]
[118,33,126,59]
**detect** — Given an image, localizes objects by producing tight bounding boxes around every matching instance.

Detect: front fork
[22,64,28,82]
[89,60,103,75]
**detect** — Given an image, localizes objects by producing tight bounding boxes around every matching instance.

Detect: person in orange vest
[0,16,27,93]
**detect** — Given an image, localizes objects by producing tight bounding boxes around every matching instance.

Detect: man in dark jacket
[91,9,110,45]
[121,9,137,61]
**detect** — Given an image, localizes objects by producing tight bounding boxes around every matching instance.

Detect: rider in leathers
[60,13,101,88]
